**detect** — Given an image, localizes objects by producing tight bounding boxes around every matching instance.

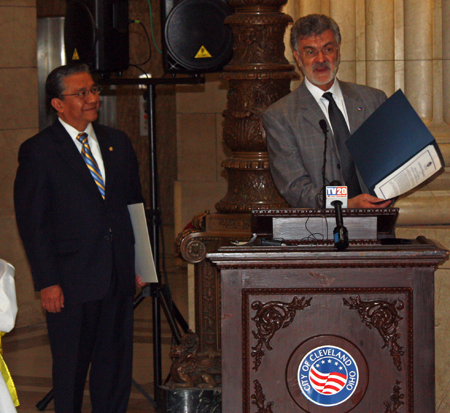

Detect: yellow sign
[72,49,80,60]
[195,46,212,59]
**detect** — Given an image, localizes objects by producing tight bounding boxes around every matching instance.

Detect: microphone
[332,197,349,250]
[326,180,349,250]
[319,120,329,208]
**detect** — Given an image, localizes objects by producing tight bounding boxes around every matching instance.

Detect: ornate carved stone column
[176,0,297,360]
[215,0,297,212]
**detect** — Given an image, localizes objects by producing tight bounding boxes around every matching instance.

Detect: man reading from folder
[14,64,146,412]
[262,14,392,209]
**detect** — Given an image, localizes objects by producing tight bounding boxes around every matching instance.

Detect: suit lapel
[296,82,327,135]
[340,81,367,134]
[51,120,106,200]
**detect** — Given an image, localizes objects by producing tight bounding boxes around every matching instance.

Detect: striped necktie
[76,133,105,199]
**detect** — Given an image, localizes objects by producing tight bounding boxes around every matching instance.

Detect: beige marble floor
[2,257,189,413]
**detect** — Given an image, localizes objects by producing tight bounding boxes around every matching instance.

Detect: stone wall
[0,0,43,327]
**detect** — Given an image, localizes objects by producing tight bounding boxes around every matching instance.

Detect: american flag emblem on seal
[298,345,359,407]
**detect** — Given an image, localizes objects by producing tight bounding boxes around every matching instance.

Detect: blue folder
[346,89,443,196]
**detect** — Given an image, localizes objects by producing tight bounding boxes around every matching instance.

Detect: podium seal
[298,345,358,407]
[286,335,368,412]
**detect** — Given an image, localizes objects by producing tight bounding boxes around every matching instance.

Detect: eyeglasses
[61,85,102,99]
[298,45,338,58]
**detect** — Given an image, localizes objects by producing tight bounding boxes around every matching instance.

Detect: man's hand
[136,274,147,288]
[348,194,392,209]
[41,285,64,313]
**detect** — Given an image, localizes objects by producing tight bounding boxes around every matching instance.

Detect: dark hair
[45,63,91,110]
[290,14,341,52]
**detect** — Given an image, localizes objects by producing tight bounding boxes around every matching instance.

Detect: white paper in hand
[127,203,158,283]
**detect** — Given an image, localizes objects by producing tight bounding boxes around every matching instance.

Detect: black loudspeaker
[162,0,233,73]
[64,0,129,74]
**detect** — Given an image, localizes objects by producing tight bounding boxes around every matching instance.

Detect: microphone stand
[319,119,329,208]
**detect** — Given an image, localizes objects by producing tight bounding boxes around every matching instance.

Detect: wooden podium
[208,211,448,413]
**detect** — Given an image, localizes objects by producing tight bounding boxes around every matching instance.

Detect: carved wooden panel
[241,287,412,413]
[195,258,222,354]
[211,241,447,412]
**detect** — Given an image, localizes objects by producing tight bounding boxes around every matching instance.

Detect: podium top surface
[251,208,399,241]
[207,236,449,269]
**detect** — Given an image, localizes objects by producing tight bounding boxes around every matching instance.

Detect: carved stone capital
[175,210,210,261]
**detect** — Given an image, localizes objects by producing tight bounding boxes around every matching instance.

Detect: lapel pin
[109,147,113,151]
[358,107,362,111]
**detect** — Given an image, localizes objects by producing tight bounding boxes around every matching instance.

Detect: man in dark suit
[262,14,392,209]
[14,64,145,412]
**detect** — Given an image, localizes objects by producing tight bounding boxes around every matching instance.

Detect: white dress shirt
[304,77,351,133]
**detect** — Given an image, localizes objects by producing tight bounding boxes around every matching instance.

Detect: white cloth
[0,260,17,333]
[0,259,18,412]
[0,378,16,413]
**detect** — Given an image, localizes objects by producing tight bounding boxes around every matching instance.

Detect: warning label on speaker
[195,46,212,59]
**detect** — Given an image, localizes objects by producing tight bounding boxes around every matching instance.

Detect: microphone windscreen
[319,119,328,133]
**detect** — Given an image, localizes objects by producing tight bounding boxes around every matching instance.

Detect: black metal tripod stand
[127,75,203,407]
[36,74,204,411]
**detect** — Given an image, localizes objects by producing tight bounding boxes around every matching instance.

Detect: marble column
[331,0,356,82]
[442,0,450,127]
[397,0,449,227]
[365,0,395,95]
[404,0,433,124]
[299,0,327,17]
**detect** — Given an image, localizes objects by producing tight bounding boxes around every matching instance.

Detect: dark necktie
[76,133,106,199]
[322,92,362,198]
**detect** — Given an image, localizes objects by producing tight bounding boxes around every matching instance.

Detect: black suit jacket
[14,120,143,305]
